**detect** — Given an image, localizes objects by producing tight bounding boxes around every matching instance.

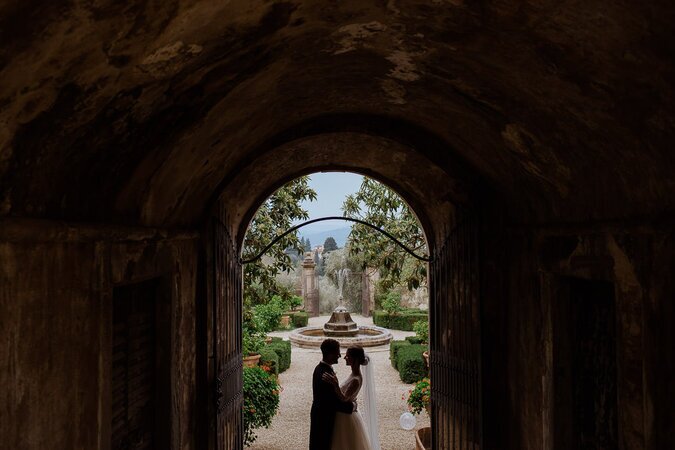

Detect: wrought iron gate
[207,217,243,450]
[430,218,482,449]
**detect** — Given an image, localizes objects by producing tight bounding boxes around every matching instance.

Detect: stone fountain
[289,266,392,348]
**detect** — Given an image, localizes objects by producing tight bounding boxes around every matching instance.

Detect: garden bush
[258,347,279,376]
[373,309,428,331]
[389,340,410,369]
[412,319,429,345]
[381,291,402,315]
[243,366,280,446]
[253,295,288,332]
[266,339,292,373]
[290,311,309,328]
[397,344,427,383]
[405,335,424,345]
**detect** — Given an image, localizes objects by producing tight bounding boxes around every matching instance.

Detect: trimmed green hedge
[389,340,410,369]
[259,347,279,375]
[290,311,309,328]
[397,344,427,384]
[374,309,428,331]
[405,336,425,345]
[266,338,292,373]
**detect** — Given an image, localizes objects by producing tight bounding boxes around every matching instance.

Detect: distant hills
[298,226,352,248]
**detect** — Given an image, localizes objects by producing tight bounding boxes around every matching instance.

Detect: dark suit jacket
[309,362,353,450]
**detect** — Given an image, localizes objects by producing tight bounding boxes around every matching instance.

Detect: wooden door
[206,217,243,450]
[430,217,482,449]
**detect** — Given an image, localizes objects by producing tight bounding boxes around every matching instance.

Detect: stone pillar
[361,271,370,316]
[302,252,319,317]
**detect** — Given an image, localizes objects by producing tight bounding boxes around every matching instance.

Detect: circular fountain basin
[289,325,393,349]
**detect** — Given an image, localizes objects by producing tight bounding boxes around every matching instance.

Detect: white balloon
[399,412,416,430]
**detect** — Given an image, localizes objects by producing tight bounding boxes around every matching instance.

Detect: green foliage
[267,339,292,373]
[397,344,428,383]
[323,236,338,252]
[243,177,317,306]
[373,309,428,331]
[300,237,312,252]
[243,366,281,447]
[243,329,266,356]
[259,347,279,376]
[413,319,429,345]
[254,295,289,332]
[288,295,303,311]
[389,340,411,369]
[407,377,431,415]
[405,335,424,345]
[342,177,427,291]
[290,311,309,328]
[381,291,402,315]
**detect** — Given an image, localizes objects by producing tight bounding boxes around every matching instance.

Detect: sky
[294,171,364,234]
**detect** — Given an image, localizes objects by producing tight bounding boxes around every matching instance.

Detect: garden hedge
[405,336,425,345]
[373,309,428,331]
[397,344,428,384]
[258,347,279,375]
[290,311,309,328]
[266,338,292,373]
[389,340,410,369]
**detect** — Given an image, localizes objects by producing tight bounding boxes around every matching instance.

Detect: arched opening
[201,127,486,449]
[239,172,432,448]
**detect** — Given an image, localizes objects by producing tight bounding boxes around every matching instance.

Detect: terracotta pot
[423,350,429,369]
[243,353,261,368]
[280,315,290,327]
[415,426,431,450]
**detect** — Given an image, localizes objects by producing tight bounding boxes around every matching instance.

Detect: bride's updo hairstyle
[347,346,368,365]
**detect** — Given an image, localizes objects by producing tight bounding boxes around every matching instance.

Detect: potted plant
[243,329,265,367]
[243,366,281,446]
[407,377,432,450]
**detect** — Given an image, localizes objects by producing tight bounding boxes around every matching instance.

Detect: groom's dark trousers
[309,362,354,449]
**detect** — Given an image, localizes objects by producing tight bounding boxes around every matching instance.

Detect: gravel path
[250,315,430,450]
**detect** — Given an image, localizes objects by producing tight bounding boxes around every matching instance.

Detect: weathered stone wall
[0,219,199,450]
[482,224,675,450]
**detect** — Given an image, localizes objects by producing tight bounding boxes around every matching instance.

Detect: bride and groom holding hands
[309,338,380,450]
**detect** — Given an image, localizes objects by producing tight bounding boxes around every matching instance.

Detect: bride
[322,346,381,450]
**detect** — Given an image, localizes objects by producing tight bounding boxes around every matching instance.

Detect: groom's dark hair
[320,338,340,357]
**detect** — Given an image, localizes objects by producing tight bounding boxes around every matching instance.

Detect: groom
[309,338,356,450]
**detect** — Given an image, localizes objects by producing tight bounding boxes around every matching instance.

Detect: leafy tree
[342,177,427,291]
[242,177,317,305]
[323,236,338,252]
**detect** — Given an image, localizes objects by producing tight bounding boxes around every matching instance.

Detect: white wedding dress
[331,373,373,450]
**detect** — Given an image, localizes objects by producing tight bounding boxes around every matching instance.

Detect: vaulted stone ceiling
[1,0,673,228]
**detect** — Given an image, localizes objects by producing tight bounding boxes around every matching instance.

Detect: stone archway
[203,127,487,449]
[1,2,674,449]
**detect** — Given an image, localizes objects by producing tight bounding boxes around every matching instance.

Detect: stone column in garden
[302,252,319,317]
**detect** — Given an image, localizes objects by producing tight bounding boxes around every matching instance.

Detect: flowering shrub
[406,377,431,415]
[243,366,281,446]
